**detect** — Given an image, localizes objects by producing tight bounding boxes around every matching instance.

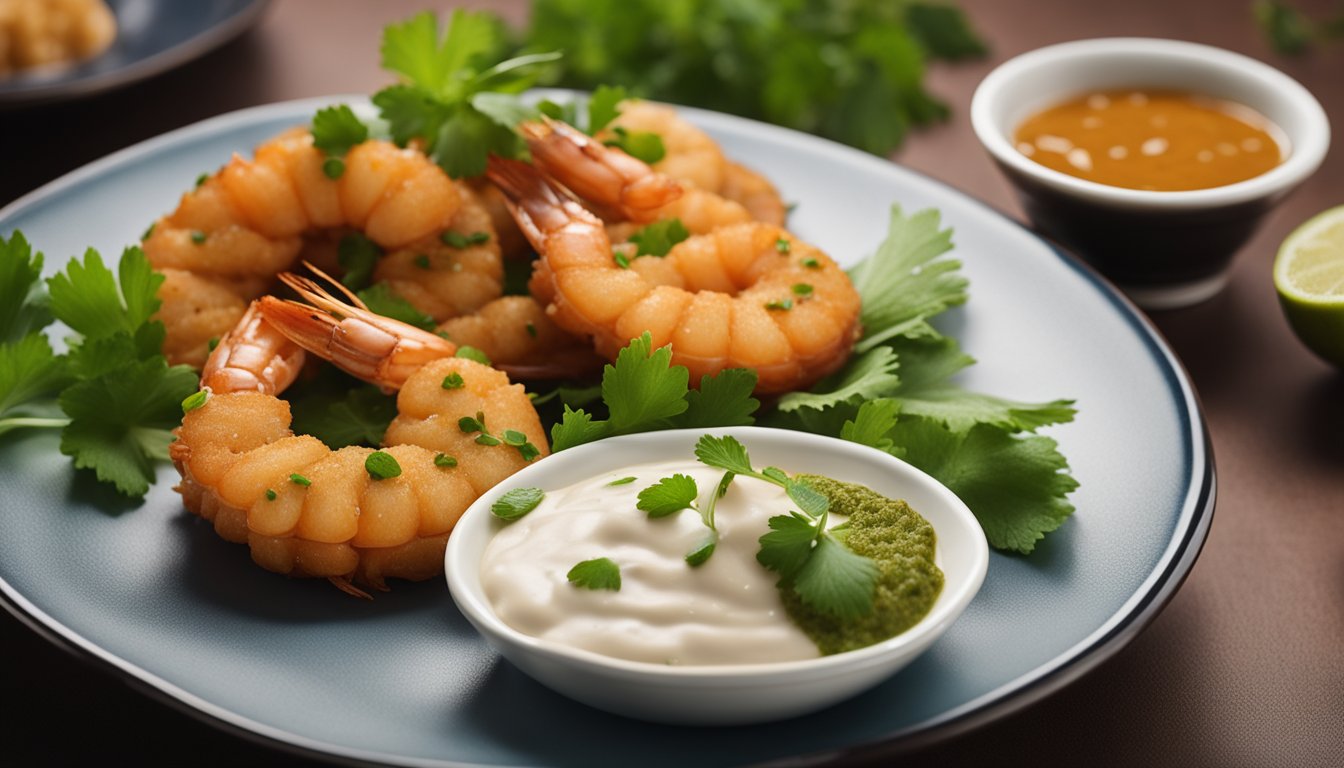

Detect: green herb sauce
[787,475,944,655]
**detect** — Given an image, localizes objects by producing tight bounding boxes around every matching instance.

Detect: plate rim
[0,0,272,107]
[0,94,1216,767]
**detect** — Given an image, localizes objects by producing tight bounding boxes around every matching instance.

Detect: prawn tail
[486,155,603,249]
[522,117,682,221]
[328,576,374,600]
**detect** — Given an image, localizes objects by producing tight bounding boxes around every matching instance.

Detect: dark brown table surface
[2,1,1341,765]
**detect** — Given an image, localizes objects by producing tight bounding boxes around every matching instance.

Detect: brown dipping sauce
[1013,89,1286,191]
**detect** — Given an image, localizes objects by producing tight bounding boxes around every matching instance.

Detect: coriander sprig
[458,410,542,461]
[694,434,878,619]
[635,473,720,565]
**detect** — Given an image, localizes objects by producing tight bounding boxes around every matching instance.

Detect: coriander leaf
[372,84,442,146]
[636,473,698,517]
[890,417,1078,554]
[47,246,163,341]
[356,282,436,331]
[679,369,759,428]
[889,337,1077,433]
[840,399,900,452]
[628,218,690,257]
[1,231,52,342]
[756,513,819,580]
[567,557,621,590]
[685,537,717,567]
[1255,0,1313,54]
[0,333,68,434]
[382,10,497,95]
[848,206,966,352]
[906,3,988,60]
[791,534,878,619]
[537,98,579,126]
[433,108,515,179]
[492,487,545,520]
[312,104,370,156]
[603,332,689,433]
[290,385,397,449]
[587,84,627,134]
[66,331,154,380]
[776,346,900,412]
[785,478,830,519]
[58,357,198,496]
[470,92,540,130]
[693,434,755,476]
[604,126,666,164]
[338,234,382,290]
[549,406,607,452]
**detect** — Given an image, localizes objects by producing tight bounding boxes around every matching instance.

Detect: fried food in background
[0,0,116,77]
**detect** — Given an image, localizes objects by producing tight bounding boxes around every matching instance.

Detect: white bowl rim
[445,426,990,682]
[970,37,1331,211]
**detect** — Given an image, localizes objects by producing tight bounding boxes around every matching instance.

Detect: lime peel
[1274,205,1344,367]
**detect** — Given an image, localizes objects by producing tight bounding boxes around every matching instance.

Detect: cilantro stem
[0,416,71,436]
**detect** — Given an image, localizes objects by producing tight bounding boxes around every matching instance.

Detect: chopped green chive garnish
[801,257,820,269]
[181,389,209,414]
[265,488,277,501]
[475,434,502,446]
[441,231,490,248]
[413,254,431,269]
[765,298,794,311]
[434,453,458,468]
[190,231,207,245]
[614,252,631,269]
[775,238,791,253]
[195,173,208,188]
[207,337,220,352]
[365,450,402,480]
[142,222,156,240]
[608,476,637,486]
[441,372,465,390]
[792,283,814,297]
[525,321,537,338]
[322,158,346,179]
[289,473,311,487]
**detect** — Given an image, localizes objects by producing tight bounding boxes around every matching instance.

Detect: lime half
[1274,205,1344,368]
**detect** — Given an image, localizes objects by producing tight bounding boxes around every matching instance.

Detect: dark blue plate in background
[0,0,269,106]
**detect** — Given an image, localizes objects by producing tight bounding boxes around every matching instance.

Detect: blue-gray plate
[0,0,270,106]
[0,97,1214,767]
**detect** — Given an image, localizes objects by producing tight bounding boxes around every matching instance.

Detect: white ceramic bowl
[445,426,989,726]
[972,38,1330,309]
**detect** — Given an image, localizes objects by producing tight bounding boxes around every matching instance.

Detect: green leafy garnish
[370,10,559,178]
[458,409,541,462]
[441,230,491,248]
[365,450,402,480]
[525,0,985,154]
[181,389,208,414]
[434,453,458,468]
[549,333,760,452]
[337,233,382,290]
[492,487,544,520]
[455,346,492,365]
[1255,1,1344,54]
[627,218,690,257]
[356,282,437,331]
[567,557,621,591]
[693,434,877,619]
[311,104,370,179]
[290,384,396,449]
[636,473,698,518]
[607,476,636,486]
[289,473,312,487]
[602,126,666,164]
[442,373,465,390]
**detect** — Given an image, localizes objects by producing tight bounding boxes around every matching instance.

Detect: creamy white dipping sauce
[480,460,822,665]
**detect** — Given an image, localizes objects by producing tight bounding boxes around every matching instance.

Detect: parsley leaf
[46,247,163,341]
[290,385,397,449]
[603,126,666,164]
[756,514,819,580]
[628,218,690,257]
[311,104,370,157]
[586,84,627,134]
[58,356,198,496]
[0,333,68,436]
[693,434,755,476]
[567,557,621,590]
[792,534,879,619]
[356,282,437,331]
[492,487,545,520]
[776,346,901,412]
[602,332,689,432]
[887,417,1078,553]
[839,399,899,453]
[338,233,382,290]
[1,231,52,342]
[680,369,759,428]
[636,473,698,517]
[848,206,966,353]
